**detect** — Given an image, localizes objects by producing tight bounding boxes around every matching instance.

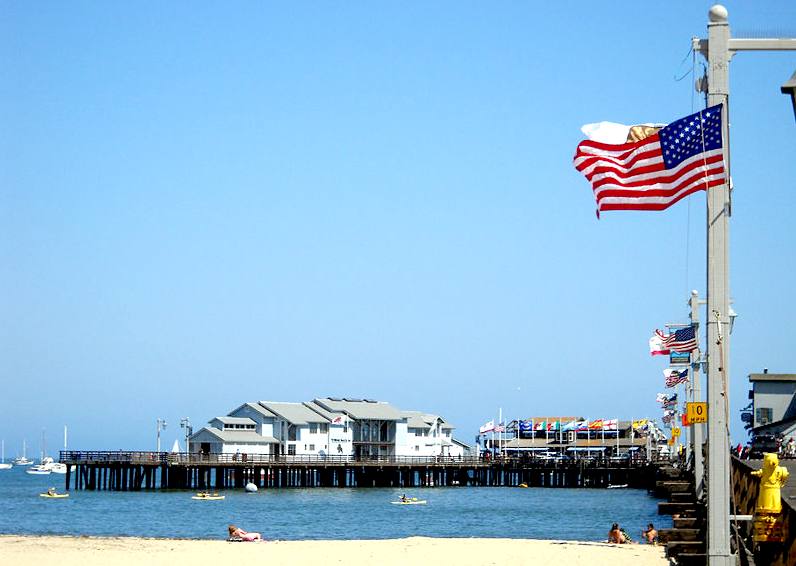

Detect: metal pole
[705,6,732,565]
[690,290,705,500]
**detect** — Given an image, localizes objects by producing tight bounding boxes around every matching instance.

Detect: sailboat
[0,440,12,470]
[27,431,54,475]
[51,426,70,474]
[13,440,33,466]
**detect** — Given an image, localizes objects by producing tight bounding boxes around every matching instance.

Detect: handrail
[58,450,654,468]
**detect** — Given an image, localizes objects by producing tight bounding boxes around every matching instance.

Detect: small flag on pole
[574,105,726,217]
[664,368,689,388]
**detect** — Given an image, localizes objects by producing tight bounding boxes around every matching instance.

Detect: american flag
[574,104,725,216]
[664,368,689,388]
[663,325,698,353]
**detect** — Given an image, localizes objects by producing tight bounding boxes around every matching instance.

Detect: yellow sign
[671,427,681,438]
[686,402,708,424]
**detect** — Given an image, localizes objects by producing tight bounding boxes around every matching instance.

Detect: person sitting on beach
[642,523,657,544]
[608,523,625,544]
[228,525,262,542]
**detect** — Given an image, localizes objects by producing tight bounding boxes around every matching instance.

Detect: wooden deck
[59,451,656,492]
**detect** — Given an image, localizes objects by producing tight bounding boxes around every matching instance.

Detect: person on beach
[607,523,626,544]
[642,523,657,544]
[228,525,262,542]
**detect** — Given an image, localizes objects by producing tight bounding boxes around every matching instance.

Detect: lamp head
[782,71,796,123]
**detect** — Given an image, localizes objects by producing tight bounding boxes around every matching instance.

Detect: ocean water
[0,466,669,541]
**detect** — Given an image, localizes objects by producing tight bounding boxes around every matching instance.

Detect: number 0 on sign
[686,402,708,424]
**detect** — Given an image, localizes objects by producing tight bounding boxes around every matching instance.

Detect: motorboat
[26,456,55,475]
[50,462,68,474]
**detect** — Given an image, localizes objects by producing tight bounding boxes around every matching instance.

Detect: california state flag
[649,330,670,356]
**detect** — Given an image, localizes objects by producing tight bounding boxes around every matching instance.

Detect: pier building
[189,398,467,459]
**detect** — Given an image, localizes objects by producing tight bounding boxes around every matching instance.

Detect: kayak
[391,499,427,505]
[607,484,628,489]
[518,483,528,488]
[40,493,69,498]
[192,493,225,500]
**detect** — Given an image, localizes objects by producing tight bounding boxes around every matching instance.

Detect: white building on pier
[189,397,468,459]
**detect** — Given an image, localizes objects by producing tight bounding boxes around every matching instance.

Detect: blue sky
[1,2,794,454]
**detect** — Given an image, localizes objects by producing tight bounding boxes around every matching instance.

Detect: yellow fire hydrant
[751,452,790,542]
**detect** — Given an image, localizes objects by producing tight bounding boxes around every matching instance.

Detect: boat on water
[0,440,12,470]
[192,491,225,501]
[607,484,629,489]
[13,440,33,466]
[27,456,55,475]
[50,462,68,474]
[40,488,69,499]
[391,497,427,505]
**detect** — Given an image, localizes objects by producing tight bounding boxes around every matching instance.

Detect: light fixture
[782,71,796,123]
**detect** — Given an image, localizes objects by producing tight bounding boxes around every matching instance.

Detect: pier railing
[60,450,653,468]
[59,451,488,466]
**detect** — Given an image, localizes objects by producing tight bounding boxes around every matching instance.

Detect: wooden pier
[59,451,655,491]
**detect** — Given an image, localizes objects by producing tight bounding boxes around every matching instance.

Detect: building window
[288,445,296,455]
[756,407,773,425]
[310,423,318,434]
[415,445,419,451]
[320,423,328,433]
[309,444,315,451]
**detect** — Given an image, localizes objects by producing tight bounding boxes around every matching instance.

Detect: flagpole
[499,407,502,458]
[702,8,732,564]
[689,290,705,500]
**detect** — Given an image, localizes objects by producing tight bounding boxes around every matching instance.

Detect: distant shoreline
[0,534,667,566]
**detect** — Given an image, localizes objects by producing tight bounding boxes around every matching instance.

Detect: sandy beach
[0,535,667,565]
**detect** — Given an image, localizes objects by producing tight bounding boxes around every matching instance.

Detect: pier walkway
[59,451,655,491]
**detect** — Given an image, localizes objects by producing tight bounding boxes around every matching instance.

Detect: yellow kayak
[192,493,225,500]
[40,493,69,498]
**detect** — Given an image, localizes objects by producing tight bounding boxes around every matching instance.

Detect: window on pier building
[756,407,773,426]
[320,423,328,433]
[288,425,297,441]
[310,423,318,434]
[309,444,315,451]
[288,445,296,455]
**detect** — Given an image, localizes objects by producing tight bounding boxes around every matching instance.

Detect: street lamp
[156,418,167,453]
[781,71,796,123]
[180,418,192,460]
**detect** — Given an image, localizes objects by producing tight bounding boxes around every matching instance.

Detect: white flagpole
[499,407,502,457]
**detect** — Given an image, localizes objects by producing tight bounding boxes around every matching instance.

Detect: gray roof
[260,401,330,425]
[402,410,455,430]
[191,427,278,444]
[403,411,431,429]
[303,400,339,421]
[212,416,256,425]
[229,402,277,419]
[749,373,796,382]
[315,398,404,420]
